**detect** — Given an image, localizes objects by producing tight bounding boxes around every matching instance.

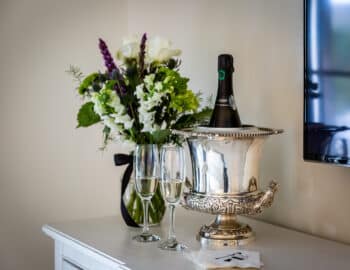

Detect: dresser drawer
[62,259,84,270]
[62,242,124,270]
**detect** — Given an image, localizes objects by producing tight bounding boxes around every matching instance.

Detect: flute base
[158,239,187,251]
[197,215,255,247]
[133,233,160,242]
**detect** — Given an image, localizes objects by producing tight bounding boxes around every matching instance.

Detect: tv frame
[303,0,350,167]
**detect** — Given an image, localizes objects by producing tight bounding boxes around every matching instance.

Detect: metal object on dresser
[174,126,283,247]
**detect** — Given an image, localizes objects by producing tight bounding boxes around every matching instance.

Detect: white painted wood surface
[43,209,350,270]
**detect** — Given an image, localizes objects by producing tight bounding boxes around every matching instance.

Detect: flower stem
[148,201,157,224]
[126,189,137,214]
[135,195,143,224]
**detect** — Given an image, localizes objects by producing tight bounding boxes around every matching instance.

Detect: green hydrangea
[156,67,199,114]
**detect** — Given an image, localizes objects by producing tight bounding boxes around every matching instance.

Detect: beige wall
[1,0,350,269]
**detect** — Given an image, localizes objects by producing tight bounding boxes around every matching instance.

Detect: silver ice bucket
[174,126,283,246]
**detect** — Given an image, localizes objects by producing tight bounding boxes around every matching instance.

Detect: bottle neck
[217,69,233,99]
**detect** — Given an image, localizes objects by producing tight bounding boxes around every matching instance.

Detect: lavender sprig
[98,38,126,95]
[98,38,117,73]
[139,33,147,79]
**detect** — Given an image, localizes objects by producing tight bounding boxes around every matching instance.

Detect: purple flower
[139,33,147,79]
[98,38,126,96]
[98,38,117,73]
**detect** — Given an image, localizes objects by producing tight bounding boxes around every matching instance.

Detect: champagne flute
[159,144,186,251]
[133,144,160,242]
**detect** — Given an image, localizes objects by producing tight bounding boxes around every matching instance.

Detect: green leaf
[105,80,117,90]
[173,107,213,129]
[77,102,101,128]
[195,107,213,121]
[151,129,171,145]
[78,73,99,95]
[169,90,199,113]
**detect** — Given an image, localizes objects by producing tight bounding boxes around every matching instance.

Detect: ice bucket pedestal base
[197,214,254,247]
[183,181,278,247]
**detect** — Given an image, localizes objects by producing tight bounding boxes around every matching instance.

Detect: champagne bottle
[209,54,242,127]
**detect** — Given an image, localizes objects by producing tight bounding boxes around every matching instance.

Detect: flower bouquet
[69,33,212,226]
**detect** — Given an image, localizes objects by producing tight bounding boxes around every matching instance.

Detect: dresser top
[43,209,350,270]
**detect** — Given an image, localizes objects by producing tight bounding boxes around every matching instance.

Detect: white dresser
[43,209,350,270]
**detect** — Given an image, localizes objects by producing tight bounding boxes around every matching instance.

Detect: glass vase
[123,170,166,226]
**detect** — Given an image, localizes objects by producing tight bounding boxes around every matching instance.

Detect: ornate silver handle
[253,181,278,212]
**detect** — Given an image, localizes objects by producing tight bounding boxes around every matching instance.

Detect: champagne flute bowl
[159,144,186,251]
[133,144,160,243]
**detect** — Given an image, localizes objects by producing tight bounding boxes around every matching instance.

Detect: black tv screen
[304,0,350,165]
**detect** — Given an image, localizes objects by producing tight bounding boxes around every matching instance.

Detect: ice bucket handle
[254,181,278,212]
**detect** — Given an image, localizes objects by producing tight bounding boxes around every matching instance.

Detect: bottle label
[215,95,237,110]
[218,69,225,81]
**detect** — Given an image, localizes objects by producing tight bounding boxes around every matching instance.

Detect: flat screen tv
[304,0,350,165]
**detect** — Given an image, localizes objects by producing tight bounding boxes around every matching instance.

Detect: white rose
[117,43,139,59]
[147,36,181,62]
[122,35,140,46]
[116,35,140,60]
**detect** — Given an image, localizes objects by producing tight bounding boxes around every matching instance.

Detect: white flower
[135,84,145,99]
[160,121,167,130]
[144,74,155,89]
[153,92,164,102]
[141,116,155,132]
[116,34,181,64]
[136,73,170,132]
[93,103,105,116]
[116,35,140,60]
[91,93,105,116]
[122,117,134,130]
[138,101,155,132]
[122,35,140,46]
[101,115,121,133]
[113,113,134,130]
[137,92,166,132]
[147,36,181,62]
[107,91,126,114]
[117,43,139,59]
[154,82,163,91]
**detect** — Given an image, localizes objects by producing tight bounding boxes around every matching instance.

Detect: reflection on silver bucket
[174,126,283,247]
